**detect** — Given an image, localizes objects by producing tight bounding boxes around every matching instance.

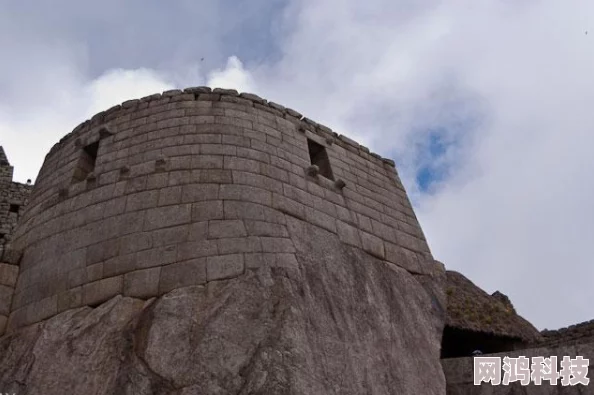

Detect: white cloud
[206,56,257,93]
[1,66,175,183]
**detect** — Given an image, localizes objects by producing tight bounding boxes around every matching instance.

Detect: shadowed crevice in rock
[0,218,445,394]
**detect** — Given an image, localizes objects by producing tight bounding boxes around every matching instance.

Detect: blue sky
[1,0,594,331]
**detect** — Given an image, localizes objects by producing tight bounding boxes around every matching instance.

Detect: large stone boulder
[0,218,446,394]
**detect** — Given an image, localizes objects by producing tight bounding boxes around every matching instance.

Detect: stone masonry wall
[534,319,594,349]
[5,87,439,334]
[0,147,32,334]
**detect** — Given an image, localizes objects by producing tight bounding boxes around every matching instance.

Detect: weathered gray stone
[0,209,445,395]
[0,263,18,287]
[124,267,161,298]
[206,254,244,281]
[360,231,385,259]
[0,285,12,315]
[159,259,206,293]
[82,276,123,306]
[336,220,362,247]
[208,220,247,238]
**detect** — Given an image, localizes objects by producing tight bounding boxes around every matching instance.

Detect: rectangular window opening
[71,141,99,184]
[307,139,334,180]
[9,204,19,213]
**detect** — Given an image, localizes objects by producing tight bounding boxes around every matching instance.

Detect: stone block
[1,247,23,264]
[244,221,289,237]
[136,245,177,270]
[192,201,224,221]
[188,221,208,241]
[191,155,223,169]
[223,157,260,173]
[0,315,6,336]
[168,170,192,185]
[232,171,283,194]
[335,205,355,225]
[274,253,299,269]
[24,295,58,328]
[244,253,276,269]
[200,144,237,156]
[398,221,426,241]
[151,224,190,247]
[236,147,270,163]
[384,243,422,274]
[68,267,87,288]
[83,276,123,306]
[208,220,247,238]
[305,207,337,233]
[0,285,13,315]
[181,184,219,203]
[0,263,18,287]
[144,204,192,231]
[158,186,182,206]
[103,253,136,277]
[336,221,362,247]
[117,211,146,236]
[356,213,373,233]
[86,263,104,283]
[395,229,430,254]
[177,240,218,261]
[360,231,385,259]
[57,287,82,313]
[261,237,296,253]
[196,169,233,184]
[224,200,286,224]
[260,163,289,183]
[119,232,152,255]
[371,219,397,244]
[207,254,244,281]
[218,237,262,254]
[124,267,161,298]
[219,184,272,205]
[272,193,305,220]
[103,196,127,218]
[159,259,206,294]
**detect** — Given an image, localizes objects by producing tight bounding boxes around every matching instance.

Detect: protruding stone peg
[326,137,334,146]
[306,165,320,177]
[334,179,346,189]
[156,154,167,165]
[99,126,114,139]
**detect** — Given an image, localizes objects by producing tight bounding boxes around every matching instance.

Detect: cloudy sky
[1,0,592,331]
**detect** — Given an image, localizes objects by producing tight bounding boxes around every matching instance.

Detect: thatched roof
[445,270,541,342]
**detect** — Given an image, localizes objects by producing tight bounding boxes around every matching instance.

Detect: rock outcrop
[0,218,446,395]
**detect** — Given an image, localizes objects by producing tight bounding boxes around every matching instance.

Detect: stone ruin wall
[0,150,32,256]
[442,341,593,394]
[442,320,594,393]
[535,319,594,349]
[0,150,32,332]
[2,87,439,335]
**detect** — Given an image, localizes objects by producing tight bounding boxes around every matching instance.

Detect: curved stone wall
[6,87,436,332]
